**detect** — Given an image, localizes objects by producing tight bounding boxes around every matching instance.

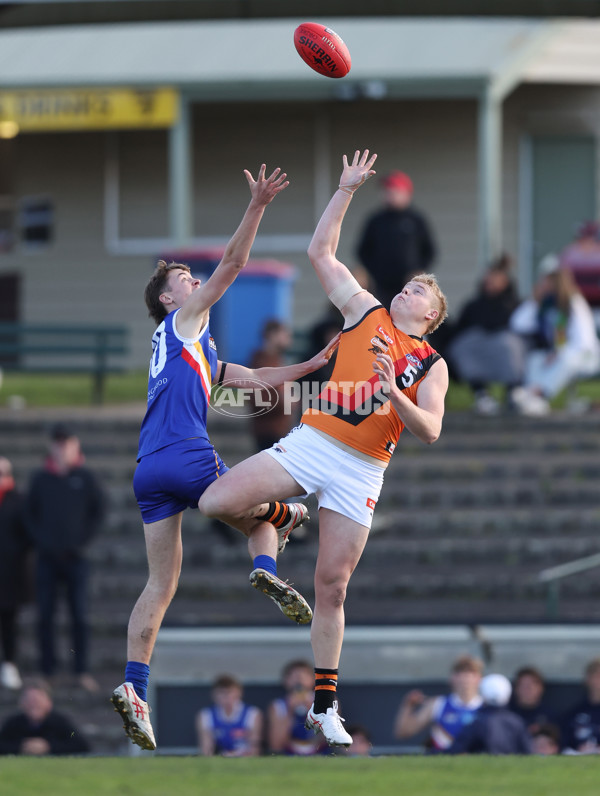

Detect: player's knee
[198,486,228,518]
[148,571,179,603]
[316,575,348,608]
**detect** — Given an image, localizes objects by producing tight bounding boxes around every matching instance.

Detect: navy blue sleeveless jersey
[138,309,218,460]
[201,703,257,755]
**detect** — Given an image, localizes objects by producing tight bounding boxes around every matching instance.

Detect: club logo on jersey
[406,353,423,370]
[368,335,389,355]
[385,440,396,454]
[376,325,394,346]
[209,336,217,351]
[366,498,377,510]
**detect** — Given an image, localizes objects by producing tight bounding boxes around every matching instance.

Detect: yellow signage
[0,87,178,133]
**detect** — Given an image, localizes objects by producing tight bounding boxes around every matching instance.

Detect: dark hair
[144,260,191,325]
[488,252,513,274]
[346,724,372,742]
[585,657,600,678]
[212,674,242,691]
[262,318,288,340]
[514,666,545,687]
[281,659,313,679]
[532,723,561,746]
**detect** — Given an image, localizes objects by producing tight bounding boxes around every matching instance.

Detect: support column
[477,86,503,269]
[168,93,193,246]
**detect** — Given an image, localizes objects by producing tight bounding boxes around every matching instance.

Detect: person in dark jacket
[560,657,600,754]
[25,424,104,691]
[509,666,557,734]
[446,673,532,755]
[356,170,437,310]
[448,254,525,415]
[0,680,89,755]
[0,456,29,690]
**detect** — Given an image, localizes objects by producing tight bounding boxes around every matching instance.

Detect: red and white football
[294,22,351,79]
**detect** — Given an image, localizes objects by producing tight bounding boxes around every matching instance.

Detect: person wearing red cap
[357,170,437,310]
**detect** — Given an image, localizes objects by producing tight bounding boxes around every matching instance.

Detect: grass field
[1,755,600,796]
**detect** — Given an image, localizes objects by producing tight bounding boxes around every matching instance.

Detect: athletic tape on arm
[328,276,364,310]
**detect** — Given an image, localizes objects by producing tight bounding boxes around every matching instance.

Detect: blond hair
[411,273,448,334]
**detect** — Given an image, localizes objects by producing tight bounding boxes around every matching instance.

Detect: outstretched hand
[339,149,377,193]
[244,164,289,205]
[306,332,342,372]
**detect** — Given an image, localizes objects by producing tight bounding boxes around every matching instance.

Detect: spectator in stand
[0,456,29,691]
[196,674,262,756]
[344,724,373,756]
[560,657,600,754]
[268,659,327,756]
[0,679,90,755]
[559,221,600,306]
[25,424,104,691]
[356,170,437,310]
[394,655,484,752]
[447,254,524,415]
[509,666,556,734]
[531,723,561,755]
[510,256,600,416]
[447,674,531,755]
[248,319,295,452]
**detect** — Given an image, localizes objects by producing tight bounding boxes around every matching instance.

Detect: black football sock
[313,668,338,714]
[260,501,291,528]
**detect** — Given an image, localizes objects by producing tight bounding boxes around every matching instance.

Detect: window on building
[19,196,54,247]
[0,196,15,253]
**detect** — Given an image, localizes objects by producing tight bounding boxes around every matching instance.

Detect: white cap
[480,674,512,706]
[538,253,560,276]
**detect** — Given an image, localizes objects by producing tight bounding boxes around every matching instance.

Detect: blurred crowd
[193,655,600,758]
[0,423,103,755]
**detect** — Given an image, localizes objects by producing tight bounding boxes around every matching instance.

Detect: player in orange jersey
[199,150,449,747]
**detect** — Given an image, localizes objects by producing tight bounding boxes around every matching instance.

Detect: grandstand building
[1,8,600,366]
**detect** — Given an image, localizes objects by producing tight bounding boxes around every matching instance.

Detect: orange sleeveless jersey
[302,305,442,464]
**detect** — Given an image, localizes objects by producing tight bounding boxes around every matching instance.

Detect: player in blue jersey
[111,164,339,751]
[394,654,484,751]
[197,674,262,756]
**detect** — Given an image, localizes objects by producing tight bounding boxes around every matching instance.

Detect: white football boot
[111,682,156,750]
[305,701,353,747]
[276,503,309,554]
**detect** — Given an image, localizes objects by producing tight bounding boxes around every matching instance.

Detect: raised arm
[394,691,437,739]
[177,165,289,337]
[307,150,378,324]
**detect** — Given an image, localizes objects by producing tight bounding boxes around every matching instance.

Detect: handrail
[538,552,600,618]
[538,552,600,583]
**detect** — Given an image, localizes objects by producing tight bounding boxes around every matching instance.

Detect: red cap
[382,171,413,193]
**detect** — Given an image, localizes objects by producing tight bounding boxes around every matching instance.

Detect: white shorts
[264,424,385,529]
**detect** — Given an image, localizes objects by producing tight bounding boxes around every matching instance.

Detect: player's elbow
[423,429,440,445]
[307,243,321,266]
[221,257,247,273]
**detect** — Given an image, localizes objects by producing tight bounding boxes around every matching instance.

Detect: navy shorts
[133,438,229,524]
